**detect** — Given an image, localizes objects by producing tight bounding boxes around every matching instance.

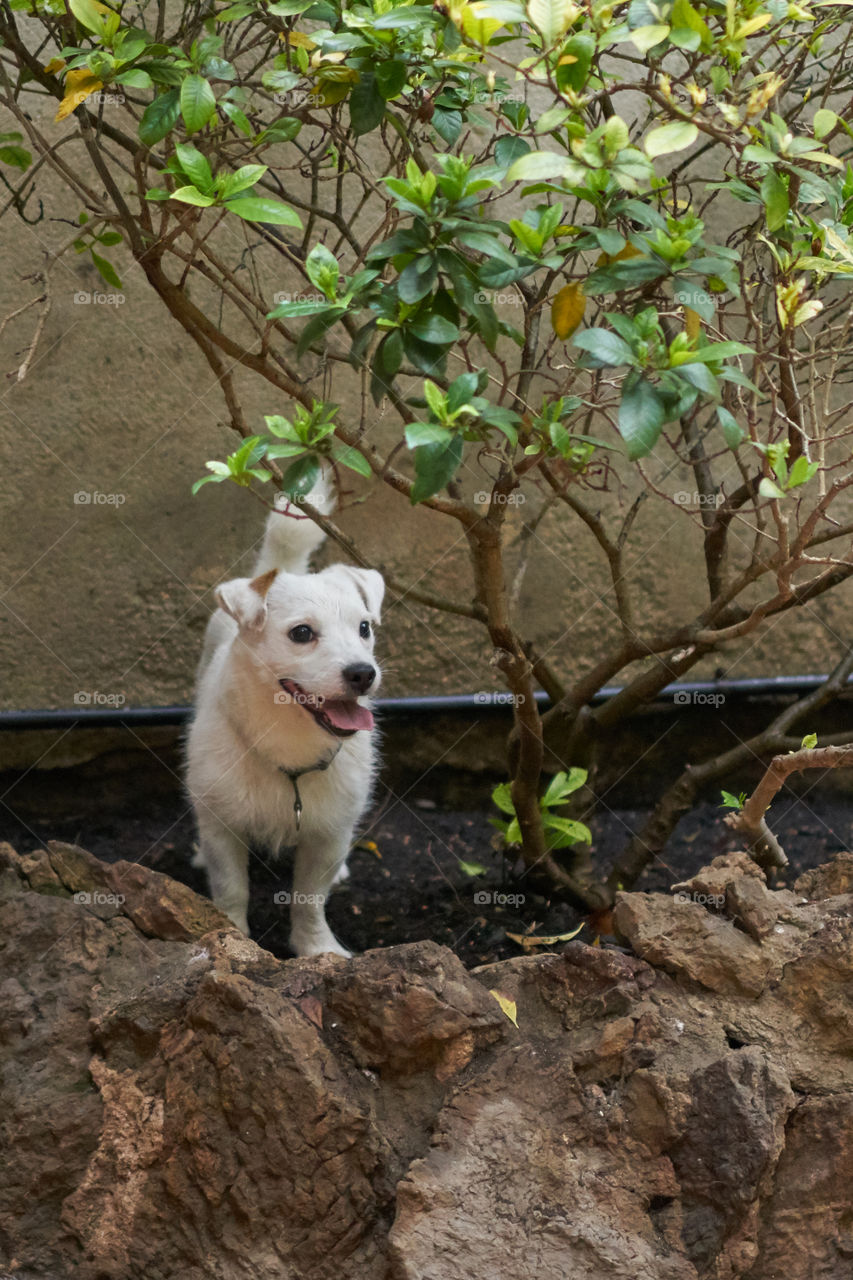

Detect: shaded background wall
[2,97,852,765]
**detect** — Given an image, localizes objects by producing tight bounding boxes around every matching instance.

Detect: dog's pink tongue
[324,700,374,732]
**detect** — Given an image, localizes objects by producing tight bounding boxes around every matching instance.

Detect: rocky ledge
[2,841,852,1279]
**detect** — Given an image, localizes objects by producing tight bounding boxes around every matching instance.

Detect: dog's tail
[253,468,335,576]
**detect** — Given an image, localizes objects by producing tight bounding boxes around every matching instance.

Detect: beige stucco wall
[1,103,851,725]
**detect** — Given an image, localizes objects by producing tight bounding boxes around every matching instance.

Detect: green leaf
[676,362,719,397]
[139,88,180,147]
[0,144,31,171]
[761,169,789,233]
[716,406,743,449]
[171,185,216,206]
[542,768,587,805]
[813,109,837,140]
[221,100,253,137]
[572,328,634,366]
[330,443,372,477]
[555,32,594,92]
[372,6,441,27]
[305,243,340,298]
[544,816,592,848]
[281,454,322,501]
[218,163,267,197]
[801,732,817,750]
[69,0,112,34]
[506,151,588,185]
[758,476,785,500]
[175,142,214,194]
[410,435,463,503]
[787,455,818,489]
[629,23,670,51]
[527,0,576,45]
[644,121,698,159]
[617,375,665,459]
[349,73,385,136]
[405,422,453,448]
[458,859,487,877]
[720,789,743,810]
[180,74,216,135]
[408,314,460,345]
[492,781,516,815]
[224,196,301,225]
[670,340,752,365]
[90,250,121,288]
[115,67,153,89]
[495,135,530,169]
[375,60,407,99]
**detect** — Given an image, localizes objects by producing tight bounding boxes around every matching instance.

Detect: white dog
[186,482,383,956]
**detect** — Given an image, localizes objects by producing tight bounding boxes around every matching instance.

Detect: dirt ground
[2,735,850,965]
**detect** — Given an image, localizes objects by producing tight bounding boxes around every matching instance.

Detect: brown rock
[614,890,775,997]
[726,875,778,941]
[324,940,505,1075]
[3,843,853,1280]
[749,1093,853,1277]
[671,1048,794,1269]
[795,850,853,899]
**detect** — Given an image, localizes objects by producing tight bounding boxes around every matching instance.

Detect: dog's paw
[290,928,352,959]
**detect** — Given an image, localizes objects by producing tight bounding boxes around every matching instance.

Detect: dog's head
[216,564,384,737]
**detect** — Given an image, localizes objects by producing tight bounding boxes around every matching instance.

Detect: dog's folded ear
[216,568,277,630]
[341,566,385,622]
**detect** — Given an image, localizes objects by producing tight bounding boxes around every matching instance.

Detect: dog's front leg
[289,829,354,958]
[196,813,251,934]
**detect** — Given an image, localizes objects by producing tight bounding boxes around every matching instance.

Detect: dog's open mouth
[278,679,374,738]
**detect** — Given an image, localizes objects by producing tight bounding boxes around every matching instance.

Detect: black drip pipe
[0,674,849,732]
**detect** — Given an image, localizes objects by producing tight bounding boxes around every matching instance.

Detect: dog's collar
[280,746,342,831]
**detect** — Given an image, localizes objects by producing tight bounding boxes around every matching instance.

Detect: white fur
[186,485,384,957]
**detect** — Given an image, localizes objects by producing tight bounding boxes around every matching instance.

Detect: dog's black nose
[343,663,376,695]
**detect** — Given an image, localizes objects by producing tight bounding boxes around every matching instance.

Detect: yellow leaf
[506,923,584,949]
[287,29,317,48]
[55,69,103,122]
[460,1,503,42]
[685,307,701,340]
[734,12,772,38]
[489,989,518,1026]
[44,57,66,74]
[595,243,643,267]
[551,281,586,340]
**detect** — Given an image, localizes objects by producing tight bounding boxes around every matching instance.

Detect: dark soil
[2,732,852,965]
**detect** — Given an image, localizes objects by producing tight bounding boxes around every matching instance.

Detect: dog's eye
[289,625,315,644]
[359,620,371,639]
